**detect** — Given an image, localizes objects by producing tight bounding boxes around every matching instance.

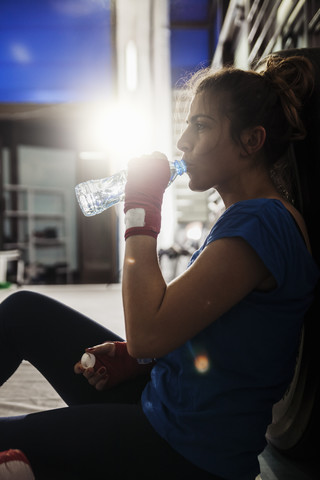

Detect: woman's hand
[74,341,154,391]
[74,342,115,391]
[124,152,171,240]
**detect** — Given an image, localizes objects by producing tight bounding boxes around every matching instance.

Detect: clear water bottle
[81,352,153,369]
[75,159,186,217]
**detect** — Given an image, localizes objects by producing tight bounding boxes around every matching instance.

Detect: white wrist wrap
[124,208,146,229]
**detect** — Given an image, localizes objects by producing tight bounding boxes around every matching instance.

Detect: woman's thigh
[0,403,223,480]
[0,290,148,405]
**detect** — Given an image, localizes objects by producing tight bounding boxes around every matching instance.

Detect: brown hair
[188,56,315,167]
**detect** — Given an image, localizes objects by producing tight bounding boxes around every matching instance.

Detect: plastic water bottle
[75,159,187,217]
[81,352,153,369]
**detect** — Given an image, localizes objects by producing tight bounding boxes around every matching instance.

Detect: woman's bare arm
[122,234,273,359]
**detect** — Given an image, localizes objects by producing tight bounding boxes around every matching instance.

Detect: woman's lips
[183,158,192,170]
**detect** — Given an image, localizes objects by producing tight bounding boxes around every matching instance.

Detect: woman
[0,55,319,480]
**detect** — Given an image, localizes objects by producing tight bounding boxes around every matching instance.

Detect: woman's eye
[195,123,205,131]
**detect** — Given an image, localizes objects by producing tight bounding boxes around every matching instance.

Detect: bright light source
[103,103,153,158]
[185,222,203,242]
[78,100,154,167]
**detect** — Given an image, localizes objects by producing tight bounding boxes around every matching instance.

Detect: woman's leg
[0,291,226,479]
[0,403,224,480]
[0,290,148,405]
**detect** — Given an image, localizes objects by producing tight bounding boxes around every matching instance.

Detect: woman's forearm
[122,235,167,358]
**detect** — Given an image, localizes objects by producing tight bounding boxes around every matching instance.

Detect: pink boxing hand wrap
[124,155,170,240]
[90,341,154,389]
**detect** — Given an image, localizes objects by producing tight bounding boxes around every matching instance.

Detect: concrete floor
[0,284,318,479]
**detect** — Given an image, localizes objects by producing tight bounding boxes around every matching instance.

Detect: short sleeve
[205,200,301,288]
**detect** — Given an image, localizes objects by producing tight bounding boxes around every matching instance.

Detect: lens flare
[126,257,136,265]
[194,354,210,374]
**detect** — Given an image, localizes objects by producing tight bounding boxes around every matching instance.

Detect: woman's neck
[217,165,282,209]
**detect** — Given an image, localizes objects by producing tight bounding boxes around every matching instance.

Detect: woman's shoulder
[227,197,284,214]
[225,197,311,253]
[215,197,285,229]
[209,197,309,252]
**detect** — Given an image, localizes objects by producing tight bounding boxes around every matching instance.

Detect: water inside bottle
[75,159,186,217]
[75,170,127,216]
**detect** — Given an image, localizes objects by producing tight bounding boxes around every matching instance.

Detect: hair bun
[262,56,314,140]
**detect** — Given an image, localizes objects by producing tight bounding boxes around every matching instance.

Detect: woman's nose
[177,128,190,153]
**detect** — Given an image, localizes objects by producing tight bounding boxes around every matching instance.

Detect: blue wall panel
[170,0,213,86]
[0,0,112,102]
[170,28,210,86]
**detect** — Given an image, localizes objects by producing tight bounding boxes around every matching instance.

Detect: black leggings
[0,291,225,480]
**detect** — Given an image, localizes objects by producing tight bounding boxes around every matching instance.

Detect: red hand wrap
[124,154,170,240]
[90,341,154,389]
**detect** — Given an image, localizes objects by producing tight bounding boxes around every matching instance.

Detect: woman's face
[177,91,244,193]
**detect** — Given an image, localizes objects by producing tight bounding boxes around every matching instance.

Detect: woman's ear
[240,126,266,156]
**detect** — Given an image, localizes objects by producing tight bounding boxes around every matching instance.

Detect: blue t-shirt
[141,199,320,480]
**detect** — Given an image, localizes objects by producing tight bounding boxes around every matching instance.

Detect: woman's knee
[1,290,40,311]
[0,290,59,332]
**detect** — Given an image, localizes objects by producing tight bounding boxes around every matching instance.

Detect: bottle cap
[81,352,96,369]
